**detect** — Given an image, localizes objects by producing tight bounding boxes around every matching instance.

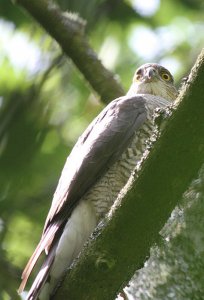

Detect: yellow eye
[134,68,143,82]
[134,74,142,82]
[135,74,142,81]
[161,73,171,81]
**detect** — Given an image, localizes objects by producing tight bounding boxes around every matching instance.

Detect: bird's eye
[135,74,142,81]
[161,73,171,81]
[134,69,142,81]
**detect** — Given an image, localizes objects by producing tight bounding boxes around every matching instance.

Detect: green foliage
[0,0,204,299]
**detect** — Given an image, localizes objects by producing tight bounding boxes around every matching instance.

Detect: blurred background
[0,0,204,299]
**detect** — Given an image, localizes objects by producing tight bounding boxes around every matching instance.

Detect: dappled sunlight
[128,0,160,16]
[0,19,50,75]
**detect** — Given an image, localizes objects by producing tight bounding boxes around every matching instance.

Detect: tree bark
[54,49,204,299]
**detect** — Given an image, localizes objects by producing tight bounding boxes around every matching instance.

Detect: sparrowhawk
[18,63,178,300]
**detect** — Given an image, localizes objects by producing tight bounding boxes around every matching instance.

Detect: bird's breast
[83,109,157,220]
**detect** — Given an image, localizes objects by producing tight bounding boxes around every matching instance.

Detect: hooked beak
[143,67,158,82]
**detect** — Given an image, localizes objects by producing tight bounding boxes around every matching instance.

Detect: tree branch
[54,49,204,299]
[15,0,124,103]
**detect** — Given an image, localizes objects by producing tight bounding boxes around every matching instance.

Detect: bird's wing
[19,95,147,291]
[44,95,147,230]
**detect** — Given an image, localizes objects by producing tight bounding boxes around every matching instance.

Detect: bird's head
[128,63,178,101]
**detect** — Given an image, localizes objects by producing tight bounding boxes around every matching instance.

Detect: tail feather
[26,244,57,300]
[18,224,59,294]
[18,241,44,293]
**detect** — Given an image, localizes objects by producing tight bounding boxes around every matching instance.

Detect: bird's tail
[26,244,57,300]
[19,224,60,294]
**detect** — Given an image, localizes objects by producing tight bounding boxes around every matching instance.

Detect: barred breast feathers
[86,94,171,219]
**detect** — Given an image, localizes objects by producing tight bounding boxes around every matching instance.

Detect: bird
[18,63,178,300]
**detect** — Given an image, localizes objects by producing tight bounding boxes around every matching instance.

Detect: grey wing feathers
[44,95,147,229]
